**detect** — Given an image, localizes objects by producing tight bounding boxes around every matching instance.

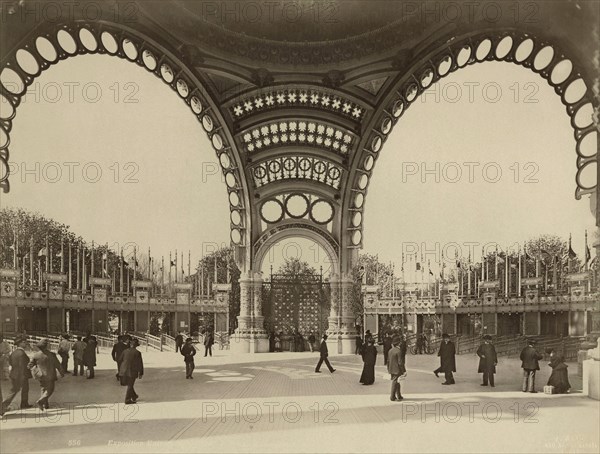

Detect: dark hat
[13,335,27,345]
[483,335,492,341]
[526,338,536,345]
[391,335,401,345]
[185,337,193,343]
[442,333,450,339]
[131,338,140,347]
[322,334,328,340]
[36,338,50,349]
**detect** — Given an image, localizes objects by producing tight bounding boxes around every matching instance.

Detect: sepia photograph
[0,0,599,452]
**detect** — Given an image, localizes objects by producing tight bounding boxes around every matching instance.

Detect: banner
[44,273,67,283]
[480,280,499,289]
[565,272,590,282]
[174,283,193,291]
[0,269,20,279]
[521,277,543,286]
[132,280,152,288]
[90,277,111,286]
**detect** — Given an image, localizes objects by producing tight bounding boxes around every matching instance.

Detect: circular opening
[354,193,364,208]
[576,160,596,191]
[101,31,118,54]
[420,69,433,88]
[372,136,382,152]
[438,55,452,76]
[230,210,241,226]
[219,153,231,169]
[533,46,554,71]
[577,131,597,158]
[550,59,572,85]
[495,36,513,59]
[212,133,223,150]
[0,126,9,149]
[476,39,492,61]
[310,199,334,224]
[229,191,240,207]
[16,49,39,75]
[364,155,374,171]
[190,96,203,114]
[0,68,24,95]
[574,103,593,129]
[456,45,471,67]
[358,174,369,190]
[285,194,309,218]
[261,199,284,223]
[0,94,15,120]
[202,115,214,132]
[122,39,138,60]
[352,230,362,245]
[515,38,534,63]
[142,50,157,70]
[564,78,587,104]
[352,212,362,227]
[231,229,242,244]
[79,28,97,52]
[176,79,189,98]
[392,99,404,118]
[225,172,236,188]
[57,29,77,54]
[35,36,58,62]
[381,117,392,134]
[0,156,8,182]
[405,84,418,102]
[160,64,174,83]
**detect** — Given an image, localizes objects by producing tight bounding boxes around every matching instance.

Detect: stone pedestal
[325,275,357,355]
[582,338,600,400]
[231,273,269,354]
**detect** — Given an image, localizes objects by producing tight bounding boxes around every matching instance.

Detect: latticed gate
[263,272,330,336]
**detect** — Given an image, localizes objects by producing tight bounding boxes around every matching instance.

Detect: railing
[163,334,176,351]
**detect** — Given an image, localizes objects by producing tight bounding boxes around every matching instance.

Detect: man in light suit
[28,338,64,410]
[1,335,31,415]
[119,338,144,404]
[315,334,336,373]
[387,336,406,401]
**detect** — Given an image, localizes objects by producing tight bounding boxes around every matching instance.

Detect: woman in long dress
[547,350,571,393]
[359,338,377,385]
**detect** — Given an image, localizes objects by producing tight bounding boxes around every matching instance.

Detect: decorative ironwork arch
[345,31,599,244]
[0,21,251,260]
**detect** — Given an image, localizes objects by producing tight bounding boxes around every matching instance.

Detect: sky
[0,55,596,275]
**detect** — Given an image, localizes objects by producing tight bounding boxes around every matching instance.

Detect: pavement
[0,347,598,453]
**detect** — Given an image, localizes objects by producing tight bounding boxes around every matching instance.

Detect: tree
[149,316,160,336]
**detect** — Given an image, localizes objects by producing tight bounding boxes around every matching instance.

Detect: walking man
[28,338,64,410]
[71,336,86,376]
[0,335,31,415]
[387,335,406,401]
[0,334,11,380]
[111,335,129,382]
[119,338,144,404]
[434,333,456,385]
[175,332,184,353]
[83,336,97,379]
[477,335,498,387]
[57,334,71,375]
[520,338,542,393]
[204,329,214,357]
[315,334,336,373]
[181,338,197,379]
[383,332,392,365]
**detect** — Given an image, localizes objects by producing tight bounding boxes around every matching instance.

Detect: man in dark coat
[387,335,406,401]
[383,332,392,365]
[29,338,64,410]
[477,335,498,387]
[204,329,214,357]
[119,338,144,404]
[0,336,31,415]
[434,333,456,385]
[175,332,184,353]
[315,334,336,373]
[520,339,542,393]
[181,337,197,379]
[355,334,363,355]
[359,338,377,385]
[547,350,571,394]
[83,336,97,379]
[111,336,129,382]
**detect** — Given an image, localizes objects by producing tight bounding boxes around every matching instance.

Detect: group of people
[175,330,214,357]
[269,330,317,353]
[110,335,144,404]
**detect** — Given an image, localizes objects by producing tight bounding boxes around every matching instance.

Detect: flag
[456,261,461,268]
[540,249,552,258]
[102,252,108,260]
[497,255,505,264]
[429,269,434,276]
[568,244,577,259]
[170,260,176,267]
[585,244,591,264]
[591,257,598,270]
[38,247,47,257]
[416,262,421,271]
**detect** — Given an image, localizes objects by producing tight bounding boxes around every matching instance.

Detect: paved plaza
[1,348,598,453]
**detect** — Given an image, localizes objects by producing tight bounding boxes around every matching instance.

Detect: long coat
[319,339,329,358]
[359,345,377,384]
[520,346,542,371]
[547,357,571,393]
[387,345,406,376]
[477,343,498,373]
[437,341,456,373]
[119,347,144,378]
[83,339,97,367]
[29,349,63,381]
[8,348,31,381]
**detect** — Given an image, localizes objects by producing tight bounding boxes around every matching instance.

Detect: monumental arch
[0,0,598,353]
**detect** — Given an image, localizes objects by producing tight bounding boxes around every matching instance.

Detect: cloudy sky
[0,55,596,276]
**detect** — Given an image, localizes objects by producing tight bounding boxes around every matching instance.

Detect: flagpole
[181,250,184,282]
[201,263,204,297]
[169,251,172,294]
[90,241,95,281]
[148,247,152,280]
[119,249,124,293]
[77,246,80,291]
[505,246,509,296]
[175,249,178,284]
[29,238,33,287]
[188,250,191,283]
[68,241,72,289]
[161,256,164,296]
[518,244,522,297]
[60,237,64,273]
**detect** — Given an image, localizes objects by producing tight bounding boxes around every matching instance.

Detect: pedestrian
[0,335,31,415]
[434,333,456,385]
[204,328,214,357]
[520,338,542,393]
[175,332,184,353]
[0,334,11,380]
[355,333,363,355]
[308,332,316,352]
[275,332,282,352]
[387,335,406,401]
[383,332,392,365]
[416,333,424,354]
[546,349,571,394]
[83,336,97,379]
[111,335,129,382]
[315,334,336,373]
[28,338,64,411]
[57,334,71,375]
[359,337,377,385]
[119,338,143,404]
[71,336,86,376]
[181,338,197,379]
[477,335,498,387]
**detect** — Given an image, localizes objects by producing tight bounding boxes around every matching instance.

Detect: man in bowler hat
[315,334,336,373]
[520,338,542,393]
[0,335,31,415]
[387,335,406,401]
[477,335,498,387]
[434,333,456,384]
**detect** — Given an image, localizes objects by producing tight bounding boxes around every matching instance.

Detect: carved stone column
[339,275,357,335]
[236,273,252,332]
[252,273,266,332]
[326,273,340,334]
